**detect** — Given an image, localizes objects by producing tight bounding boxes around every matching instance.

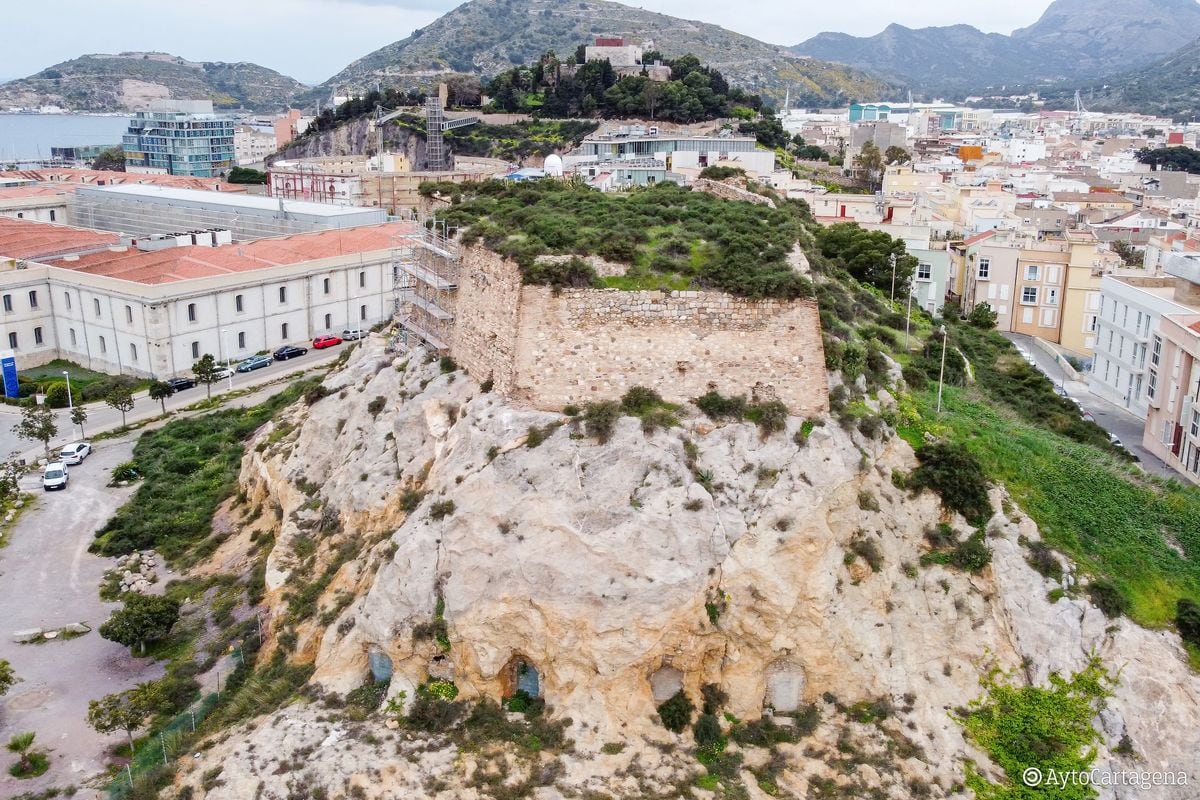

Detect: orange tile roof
[0,169,247,194]
[0,216,121,260]
[962,230,997,246]
[46,221,417,285]
[0,186,76,201]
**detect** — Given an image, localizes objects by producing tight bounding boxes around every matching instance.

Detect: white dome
[544,154,564,177]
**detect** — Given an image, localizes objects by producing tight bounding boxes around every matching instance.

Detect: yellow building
[1058,233,1117,356]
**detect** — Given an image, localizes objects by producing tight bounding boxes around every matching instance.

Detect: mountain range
[0,52,307,112]
[792,0,1200,93]
[314,0,893,108]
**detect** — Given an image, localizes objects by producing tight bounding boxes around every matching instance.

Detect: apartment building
[1011,245,1069,340]
[1143,309,1200,486]
[1089,272,1200,418]
[0,217,407,380]
[122,100,236,178]
[953,230,1020,331]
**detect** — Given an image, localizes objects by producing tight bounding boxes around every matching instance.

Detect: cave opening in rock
[650,665,684,703]
[764,659,806,713]
[368,647,394,684]
[501,655,543,700]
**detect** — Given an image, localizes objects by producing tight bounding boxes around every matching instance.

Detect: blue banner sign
[1,351,17,399]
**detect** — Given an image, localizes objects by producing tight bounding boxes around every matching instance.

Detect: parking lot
[0,438,162,796]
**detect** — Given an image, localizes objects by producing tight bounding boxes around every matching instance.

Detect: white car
[212,366,233,381]
[42,461,69,491]
[59,442,91,465]
[341,329,366,341]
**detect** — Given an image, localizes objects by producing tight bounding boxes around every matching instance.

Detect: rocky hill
[1050,36,1200,119]
[164,336,1200,799]
[316,0,896,108]
[792,0,1200,92]
[0,52,308,112]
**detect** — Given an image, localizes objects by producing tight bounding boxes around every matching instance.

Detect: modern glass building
[122,100,235,178]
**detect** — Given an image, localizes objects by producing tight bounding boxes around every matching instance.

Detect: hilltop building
[122,100,235,178]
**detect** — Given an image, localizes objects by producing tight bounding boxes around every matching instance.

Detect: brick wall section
[692,179,776,208]
[448,245,828,415]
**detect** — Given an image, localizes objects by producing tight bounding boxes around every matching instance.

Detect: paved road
[1004,332,1176,479]
[0,345,348,462]
[0,439,161,796]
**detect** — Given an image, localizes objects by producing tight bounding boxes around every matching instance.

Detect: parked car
[1081,411,1096,423]
[341,329,366,341]
[58,442,91,465]
[213,366,233,381]
[273,344,309,361]
[42,461,69,491]
[312,335,343,349]
[166,376,196,393]
[1109,433,1124,448]
[235,354,273,373]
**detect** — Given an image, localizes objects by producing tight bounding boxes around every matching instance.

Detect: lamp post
[62,370,75,433]
[221,328,233,390]
[904,285,914,351]
[936,324,948,414]
[889,253,897,303]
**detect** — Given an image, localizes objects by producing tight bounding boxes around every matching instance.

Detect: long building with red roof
[0,215,414,380]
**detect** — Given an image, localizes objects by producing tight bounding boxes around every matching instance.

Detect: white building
[0,216,409,379]
[1089,267,1200,418]
[234,125,277,166]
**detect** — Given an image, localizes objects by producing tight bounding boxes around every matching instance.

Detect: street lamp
[221,328,233,390]
[62,370,75,433]
[936,324,948,414]
[889,253,897,303]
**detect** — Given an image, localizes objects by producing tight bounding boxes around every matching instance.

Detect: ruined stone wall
[692,178,776,208]
[448,245,828,415]
[449,245,523,394]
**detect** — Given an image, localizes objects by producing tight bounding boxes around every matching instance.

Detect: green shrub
[693,713,723,747]
[304,384,331,405]
[657,690,694,733]
[429,500,456,520]
[1087,579,1129,618]
[583,401,620,443]
[910,442,992,524]
[1177,599,1200,646]
[696,390,747,420]
[850,535,884,572]
[366,396,387,418]
[700,683,728,715]
[745,400,788,436]
[902,363,928,389]
[952,532,992,573]
[399,490,426,512]
[620,386,663,414]
[1026,542,1064,582]
[111,462,141,484]
[421,679,459,701]
[406,695,464,732]
[439,356,457,374]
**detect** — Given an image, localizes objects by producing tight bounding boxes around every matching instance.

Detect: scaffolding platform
[397,315,450,350]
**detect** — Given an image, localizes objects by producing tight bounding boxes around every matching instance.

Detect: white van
[42,461,69,491]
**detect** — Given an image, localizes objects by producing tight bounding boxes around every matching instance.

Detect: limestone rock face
[220,336,1200,799]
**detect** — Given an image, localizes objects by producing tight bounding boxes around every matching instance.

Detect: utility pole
[936,324,948,414]
[889,253,897,303]
[904,288,913,350]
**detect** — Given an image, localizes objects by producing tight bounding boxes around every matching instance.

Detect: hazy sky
[5,0,1058,84]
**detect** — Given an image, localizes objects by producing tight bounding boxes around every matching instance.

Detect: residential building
[69,184,387,241]
[570,130,773,175]
[1058,233,1114,355]
[0,216,406,378]
[1142,307,1200,486]
[0,186,71,224]
[234,125,277,166]
[1089,271,1200,418]
[122,100,236,177]
[274,109,314,150]
[954,231,1021,332]
[1012,244,1069,341]
[909,245,951,316]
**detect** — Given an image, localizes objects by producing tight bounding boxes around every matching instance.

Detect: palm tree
[6,732,35,774]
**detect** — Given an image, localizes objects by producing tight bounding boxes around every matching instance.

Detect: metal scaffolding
[424,97,447,172]
[393,218,460,352]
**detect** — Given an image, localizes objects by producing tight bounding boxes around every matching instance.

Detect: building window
[278,286,287,304]
[125,305,133,324]
[324,313,331,329]
[99,335,106,353]
[191,341,200,360]
[1191,409,1200,439]
[187,302,197,322]
[1046,288,1059,306]
[27,290,37,309]
[69,328,76,346]
[1024,264,1039,281]
[238,332,246,349]
[359,271,366,288]
[322,277,331,295]
[281,322,289,340]
[977,258,990,279]
[235,294,244,313]
[1087,314,1097,333]
[49,210,55,222]
[129,343,137,361]
[33,327,42,345]
[1,295,10,313]
[360,304,367,321]
[917,263,931,281]
[64,292,71,310]
[6,332,15,349]
[1151,335,1162,367]
[1147,368,1157,399]
[1021,287,1038,305]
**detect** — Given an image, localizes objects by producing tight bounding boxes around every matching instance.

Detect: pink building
[1143,310,1200,485]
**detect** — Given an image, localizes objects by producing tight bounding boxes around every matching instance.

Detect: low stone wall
[692,178,776,207]
[449,245,828,415]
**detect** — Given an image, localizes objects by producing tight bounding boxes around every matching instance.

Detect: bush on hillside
[910,442,992,524]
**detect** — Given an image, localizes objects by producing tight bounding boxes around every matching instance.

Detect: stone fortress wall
[449,245,828,415]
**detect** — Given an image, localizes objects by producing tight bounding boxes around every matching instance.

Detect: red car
[312,335,343,349]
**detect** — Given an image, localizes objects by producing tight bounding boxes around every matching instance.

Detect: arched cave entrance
[368,647,394,684]
[501,655,543,700]
[650,665,684,703]
[764,659,806,713]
